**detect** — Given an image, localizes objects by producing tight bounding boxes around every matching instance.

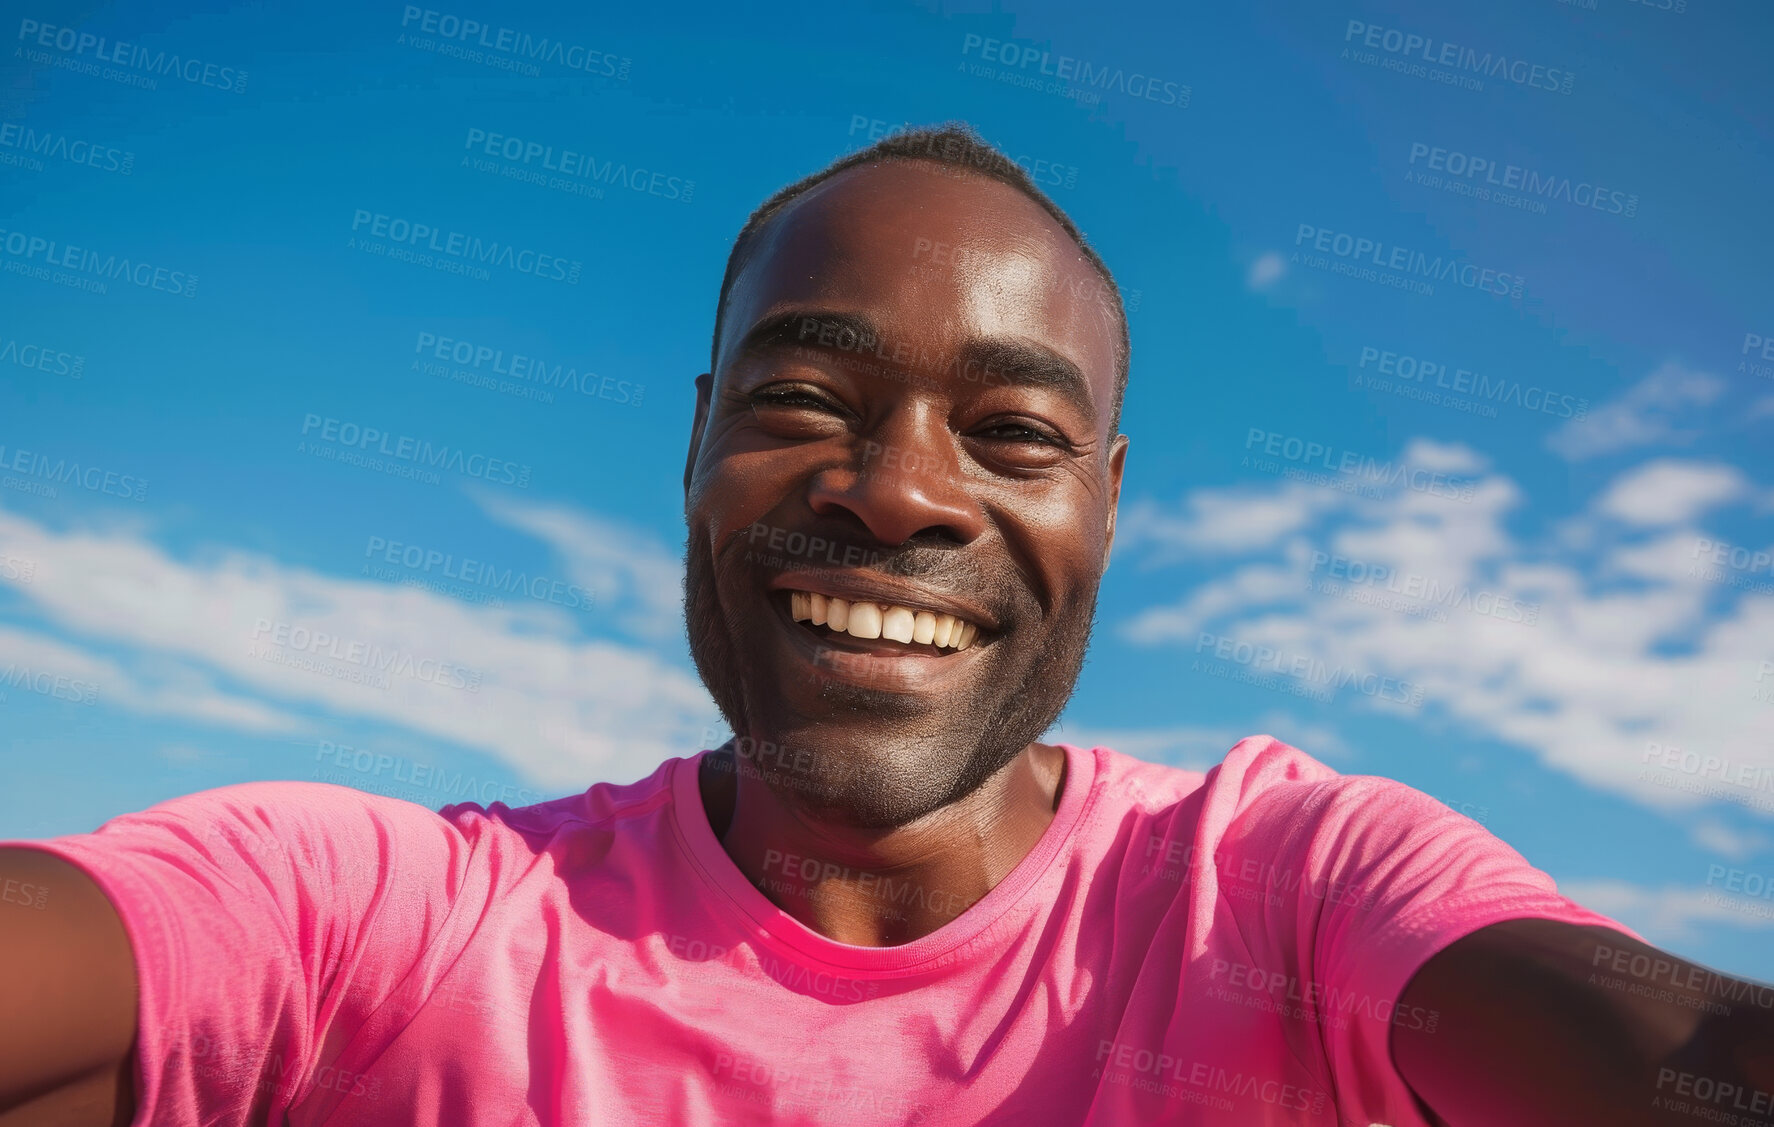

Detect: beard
[682,525,1101,829]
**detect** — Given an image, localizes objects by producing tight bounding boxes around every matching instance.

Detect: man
[0,122,1768,1126]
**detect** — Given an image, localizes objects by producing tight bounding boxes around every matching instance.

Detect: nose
[805,406,986,546]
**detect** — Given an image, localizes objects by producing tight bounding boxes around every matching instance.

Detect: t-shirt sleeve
[0,780,469,1126]
[1218,766,1645,1127]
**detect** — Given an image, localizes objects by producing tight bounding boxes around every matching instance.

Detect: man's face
[683,160,1128,828]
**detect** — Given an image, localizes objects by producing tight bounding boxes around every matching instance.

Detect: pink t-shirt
[7,735,1636,1126]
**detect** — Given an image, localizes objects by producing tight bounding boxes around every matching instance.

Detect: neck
[699,741,1068,946]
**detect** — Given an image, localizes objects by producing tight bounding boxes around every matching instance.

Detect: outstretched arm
[0,847,137,1127]
[1393,917,1774,1126]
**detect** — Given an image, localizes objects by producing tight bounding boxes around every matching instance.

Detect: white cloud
[1120,483,1332,560]
[1596,460,1748,527]
[0,624,302,733]
[0,508,721,791]
[1560,879,1774,952]
[1690,818,1770,862]
[1247,252,1286,290]
[1547,361,1725,461]
[473,488,685,642]
[1117,450,1774,814]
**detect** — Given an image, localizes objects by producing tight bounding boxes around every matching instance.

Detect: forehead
[719,161,1120,416]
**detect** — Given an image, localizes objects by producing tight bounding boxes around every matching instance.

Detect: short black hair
[709,121,1131,436]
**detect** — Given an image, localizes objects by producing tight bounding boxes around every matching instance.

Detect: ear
[1102,434,1129,570]
[684,372,713,499]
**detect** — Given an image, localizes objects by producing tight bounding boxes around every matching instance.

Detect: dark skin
[680,161,1126,946]
[1,157,1770,1126]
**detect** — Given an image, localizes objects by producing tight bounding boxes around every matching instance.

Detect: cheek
[992,486,1109,599]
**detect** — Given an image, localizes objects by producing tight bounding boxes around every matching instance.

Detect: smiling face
[683,159,1128,828]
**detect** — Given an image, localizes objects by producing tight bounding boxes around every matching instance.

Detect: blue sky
[3,0,1772,979]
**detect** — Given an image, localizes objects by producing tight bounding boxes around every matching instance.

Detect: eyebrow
[730,309,1099,423]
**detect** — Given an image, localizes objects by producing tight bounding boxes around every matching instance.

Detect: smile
[788,590,980,651]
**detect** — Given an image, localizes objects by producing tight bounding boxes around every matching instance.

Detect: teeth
[933,615,955,647]
[881,607,915,644]
[912,612,935,645]
[846,602,883,640]
[787,592,980,651]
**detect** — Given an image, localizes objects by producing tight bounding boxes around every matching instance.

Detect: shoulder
[432,755,684,839]
[1082,733,1472,865]
[1083,733,1350,817]
[78,780,476,899]
[104,778,459,846]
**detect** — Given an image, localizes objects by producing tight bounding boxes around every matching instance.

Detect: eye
[750,384,836,410]
[975,420,1068,448]
[746,382,852,438]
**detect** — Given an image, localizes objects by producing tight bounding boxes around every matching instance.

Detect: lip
[766,582,991,692]
[766,569,1001,636]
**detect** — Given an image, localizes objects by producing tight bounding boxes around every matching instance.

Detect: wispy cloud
[472,487,685,642]
[1560,879,1774,952]
[1596,460,1750,527]
[0,507,720,791]
[1547,361,1726,461]
[1118,441,1774,813]
[1246,252,1286,291]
